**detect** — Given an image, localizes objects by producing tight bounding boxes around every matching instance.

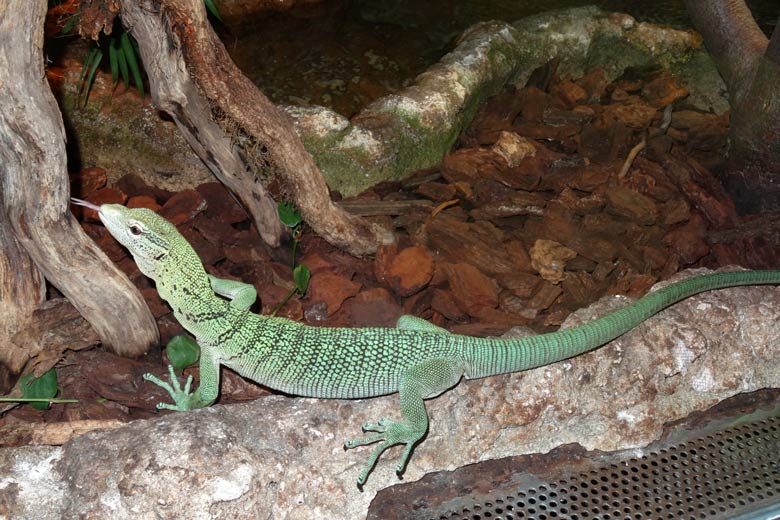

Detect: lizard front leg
[208,274,257,310]
[144,342,221,411]
[344,357,467,487]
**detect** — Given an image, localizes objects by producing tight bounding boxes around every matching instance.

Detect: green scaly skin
[88,203,780,487]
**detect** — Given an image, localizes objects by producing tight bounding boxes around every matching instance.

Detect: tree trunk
[0,0,158,357]
[118,0,388,256]
[683,0,767,103]
[684,1,780,213]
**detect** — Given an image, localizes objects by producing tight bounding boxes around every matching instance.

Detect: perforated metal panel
[431,416,780,520]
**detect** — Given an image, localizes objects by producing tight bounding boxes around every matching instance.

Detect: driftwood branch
[0,0,158,357]
[684,0,780,213]
[117,0,284,248]
[683,0,768,103]
[119,0,388,255]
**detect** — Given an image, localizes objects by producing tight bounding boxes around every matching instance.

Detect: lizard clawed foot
[361,417,393,433]
[344,418,424,487]
[143,365,195,411]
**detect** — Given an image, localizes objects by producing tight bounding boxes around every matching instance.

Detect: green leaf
[80,47,103,107]
[293,264,311,295]
[277,201,302,228]
[116,40,130,89]
[78,47,98,87]
[20,369,59,410]
[121,32,145,98]
[166,335,200,372]
[204,0,223,23]
[108,39,119,87]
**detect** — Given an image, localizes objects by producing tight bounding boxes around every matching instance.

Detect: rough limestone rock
[1,268,778,519]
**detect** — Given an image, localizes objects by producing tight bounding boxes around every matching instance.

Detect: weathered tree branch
[119,0,389,255]
[0,0,158,357]
[0,418,125,447]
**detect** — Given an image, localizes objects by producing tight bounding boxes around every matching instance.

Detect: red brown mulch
[3,63,779,438]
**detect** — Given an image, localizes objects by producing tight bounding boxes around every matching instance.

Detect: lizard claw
[361,418,391,433]
[143,365,195,411]
[344,418,425,487]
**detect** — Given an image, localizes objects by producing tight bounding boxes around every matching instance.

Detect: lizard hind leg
[344,357,467,487]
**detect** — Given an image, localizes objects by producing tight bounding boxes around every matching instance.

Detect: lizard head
[71,198,188,280]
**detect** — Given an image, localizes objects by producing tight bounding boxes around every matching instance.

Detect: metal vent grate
[434,416,780,520]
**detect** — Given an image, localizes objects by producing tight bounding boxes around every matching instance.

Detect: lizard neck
[152,255,231,340]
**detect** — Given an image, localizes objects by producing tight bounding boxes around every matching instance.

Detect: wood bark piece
[0,419,125,448]
[18,299,102,376]
[0,298,101,413]
[0,0,158,356]
[119,0,386,255]
[337,199,433,216]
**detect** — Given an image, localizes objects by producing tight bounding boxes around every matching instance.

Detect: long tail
[465,270,780,378]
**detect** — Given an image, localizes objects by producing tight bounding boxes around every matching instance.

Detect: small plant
[77,25,144,106]
[272,201,311,315]
[165,334,200,372]
[277,201,304,267]
[0,369,78,409]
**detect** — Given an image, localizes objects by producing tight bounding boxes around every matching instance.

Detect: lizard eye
[129,224,143,236]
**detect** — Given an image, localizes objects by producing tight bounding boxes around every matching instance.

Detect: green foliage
[74,20,144,106]
[0,368,77,408]
[120,31,144,98]
[20,369,60,410]
[277,201,303,228]
[293,264,311,294]
[77,46,103,106]
[60,13,78,35]
[277,200,305,267]
[166,335,200,372]
[272,201,311,315]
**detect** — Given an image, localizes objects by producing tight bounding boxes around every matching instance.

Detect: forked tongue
[70,197,101,212]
